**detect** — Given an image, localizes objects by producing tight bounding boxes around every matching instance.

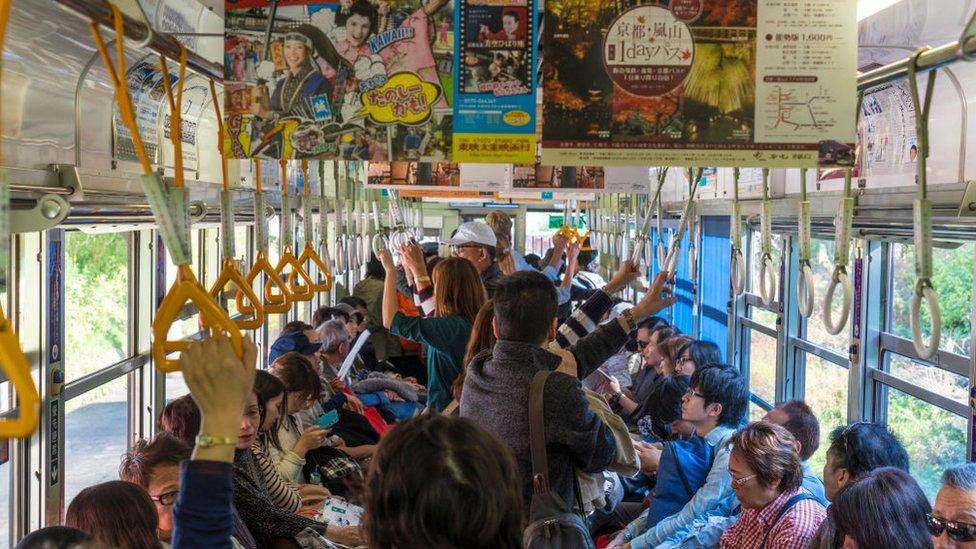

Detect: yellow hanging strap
[207,80,263,330]
[0,0,40,438]
[297,159,332,292]
[276,160,313,301]
[243,159,291,314]
[90,9,242,372]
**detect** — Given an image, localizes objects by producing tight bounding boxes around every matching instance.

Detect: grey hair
[317,319,350,354]
[942,463,976,491]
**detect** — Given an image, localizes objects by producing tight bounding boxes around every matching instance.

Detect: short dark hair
[313,306,350,327]
[679,340,722,369]
[159,395,200,448]
[364,414,523,548]
[365,253,385,280]
[340,296,368,310]
[493,271,557,344]
[637,316,668,332]
[730,422,803,492]
[348,0,378,31]
[771,400,820,461]
[831,467,931,549]
[646,374,690,426]
[689,364,748,427]
[282,321,313,335]
[16,526,94,549]
[119,433,191,489]
[826,422,909,479]
[65,481,160,549]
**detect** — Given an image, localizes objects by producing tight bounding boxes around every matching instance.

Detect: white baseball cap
[444,221,497,248]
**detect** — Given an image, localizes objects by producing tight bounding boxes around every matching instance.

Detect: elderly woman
[720,422,826,548]
[832,467,931,549]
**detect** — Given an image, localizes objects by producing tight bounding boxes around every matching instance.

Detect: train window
[885,386,966,500]
[64,232,130,382]
[166,371,189,401]
[888,242,973,357]
[64,376,128,506]
[163,230,205,340]
[803,238,850,353]
[747,328,776,406]
[748,307,777,328]
[800,352,848,474]
[886,352,967,407]
[202,228,220,291]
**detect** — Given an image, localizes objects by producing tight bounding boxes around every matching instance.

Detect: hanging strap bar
[907,47,942,359]
[730,168,745,296]
[797,168,815,317]
[297,160,331,293]
[276,160,313,302]
[243,159,291,314]
[632,167,668,265]
[662,167,703,277]
[757,168,777,306]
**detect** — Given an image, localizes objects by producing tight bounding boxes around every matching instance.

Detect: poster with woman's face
[224,0,455,160]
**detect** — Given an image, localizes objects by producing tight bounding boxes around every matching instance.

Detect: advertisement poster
[452,0,537,162]
[603,166,652,193]
[114,61,168,164]
[459,163,510,189]
[541,0,857,168]
[365,161,460,187]
[224,0,455,160]
[512,164,605,189]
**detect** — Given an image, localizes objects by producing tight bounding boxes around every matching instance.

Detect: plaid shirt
[719,487,826,549]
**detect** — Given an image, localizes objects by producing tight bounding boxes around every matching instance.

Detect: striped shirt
[719,488,826,549]
[250,437,302,512]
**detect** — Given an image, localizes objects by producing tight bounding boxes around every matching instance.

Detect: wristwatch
[610,391,623,405]
[195,433,236,448]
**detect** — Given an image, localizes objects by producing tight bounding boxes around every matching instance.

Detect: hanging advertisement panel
[452,0,537,163]
[364,161,460,188]
[541,0,857,168]
[224,0,454,161]
[511,164,605,189]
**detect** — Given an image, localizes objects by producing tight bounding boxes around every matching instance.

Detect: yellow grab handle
[152,266,244,372]
[244,250,291,314]
[210,258,264,330]
[0,306,39,438]
[276,246,314,302]
[299,241,333,292]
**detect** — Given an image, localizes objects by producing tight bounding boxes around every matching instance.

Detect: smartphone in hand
[316,409,340,429]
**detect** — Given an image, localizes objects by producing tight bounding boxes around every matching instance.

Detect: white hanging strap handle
[632,167,668,264]
[662,167,703,278]
[758,168,777,306]
[907,47,941,359]
[254,161,270,254]
[797,167,815,317]
[317,163,334,271]
[279,161,294,250]
[730,167,745,296]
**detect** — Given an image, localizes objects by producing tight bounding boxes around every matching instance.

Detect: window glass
[886,386,966,500]
[166,371,189,401]
[749,402,767,423]
[268,215,281,264]
[748,307,777,328]
[0,453,8,549]
[803,238,851,354]
[65,232,129,382]
[802,352,848,474]
[888,242,973,357]
[164,231,204,340]
[202,229,221,290]
[748,329,776,403]
[750,230,782,299]
[235,225,249,263]
[64,376,128,506]
[886,352,967,407]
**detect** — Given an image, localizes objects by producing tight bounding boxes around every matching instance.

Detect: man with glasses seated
[808,421,911,548]
[931,462,976,548]
[443,221,503,297]
[119,432,192,545]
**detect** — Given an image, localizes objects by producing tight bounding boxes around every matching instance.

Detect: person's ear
[547,318,558,342]
[793,440,802,455]
[707,402,723,420]
[492,316,499,339]
[836,467,852,488]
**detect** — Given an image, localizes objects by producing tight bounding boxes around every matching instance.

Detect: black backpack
[522,370,595,549]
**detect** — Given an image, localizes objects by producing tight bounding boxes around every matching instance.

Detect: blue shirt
[627,425,738,549]
[173,460,240,549]
[511,249,571,304]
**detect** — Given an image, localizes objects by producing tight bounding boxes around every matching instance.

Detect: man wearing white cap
[444,221,503,296]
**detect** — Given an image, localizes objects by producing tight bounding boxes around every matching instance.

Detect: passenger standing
[380,250,484,412]
[442,221,503,297]
[353,254,404,365]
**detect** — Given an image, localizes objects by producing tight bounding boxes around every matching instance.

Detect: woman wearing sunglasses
[932,462,976,548]
[832,467,931,548]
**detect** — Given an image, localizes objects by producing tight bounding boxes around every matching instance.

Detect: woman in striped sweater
[251,371,330,511]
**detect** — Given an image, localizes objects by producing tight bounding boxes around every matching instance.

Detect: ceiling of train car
[858,0,976,70]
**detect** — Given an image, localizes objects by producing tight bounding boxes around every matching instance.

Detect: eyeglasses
[636,340,651,350]
[150,490,178,506]
[685,388,706,399]
[927,514,976,542]
[729,473,757,489]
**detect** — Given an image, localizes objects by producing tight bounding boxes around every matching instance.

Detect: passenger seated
[719,422,826,548]
[831,467,931,548]
[65,480,161,549]
[673,339,722,376]
[606,322,676,426]
[119,432,191,544]
[657,334,692,377]
[808,421,910,548]
[461,268,674,509]
[615,363,748,548]
[763,400,827,504]
[363,414,523,548]
[15,526,94,549]
[931,463,976,548]
[159,394,201,448]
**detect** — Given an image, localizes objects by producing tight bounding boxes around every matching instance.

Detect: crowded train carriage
[2,0,976,547]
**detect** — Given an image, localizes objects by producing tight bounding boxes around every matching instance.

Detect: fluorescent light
[857,0,903,21]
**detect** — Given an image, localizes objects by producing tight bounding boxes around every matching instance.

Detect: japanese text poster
[224,0,455,161]
[541,0,857,168]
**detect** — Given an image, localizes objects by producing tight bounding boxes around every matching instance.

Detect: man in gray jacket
[461,268,675,507]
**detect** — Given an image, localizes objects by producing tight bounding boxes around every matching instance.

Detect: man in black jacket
[461,267,675,507]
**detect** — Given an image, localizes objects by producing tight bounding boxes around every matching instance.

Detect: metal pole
[857,34,976,91]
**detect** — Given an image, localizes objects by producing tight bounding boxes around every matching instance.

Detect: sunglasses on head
[927,514,976,542]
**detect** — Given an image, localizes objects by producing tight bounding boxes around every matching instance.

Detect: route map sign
[540,0,857,168]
